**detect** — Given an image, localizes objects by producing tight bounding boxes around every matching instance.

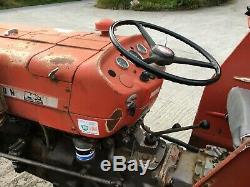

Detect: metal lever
[151,120,210,137]
[48,67,59,81]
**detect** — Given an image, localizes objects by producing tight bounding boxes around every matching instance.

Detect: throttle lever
[149,120,210,137]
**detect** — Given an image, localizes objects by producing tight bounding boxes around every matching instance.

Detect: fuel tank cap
[95,19,114,36]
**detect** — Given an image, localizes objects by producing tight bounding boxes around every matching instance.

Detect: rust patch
[41,55,74,65]
[106,109,122,132]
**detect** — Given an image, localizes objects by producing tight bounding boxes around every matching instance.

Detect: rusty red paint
[58,35,110,50]
[194,140,250,187]
[95,19,114,36]
[0,24,163,138]
[190,32,250,150]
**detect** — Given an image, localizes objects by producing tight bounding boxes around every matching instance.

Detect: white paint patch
[54,28,73,33]
[78,119,99,135]
[150,87,161,98]
[1,85,58,108]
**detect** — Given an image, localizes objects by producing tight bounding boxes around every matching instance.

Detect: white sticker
[78,119,99,135]
[1,85,58,108]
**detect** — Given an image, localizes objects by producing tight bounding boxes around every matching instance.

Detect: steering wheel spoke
[134,22,156,48]
[172,56,215,69]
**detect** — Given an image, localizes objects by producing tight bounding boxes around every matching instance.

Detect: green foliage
[96,0,131,9]
[96,0,229,10]
[198,0,228,6]
[132,0,199,10]
[0,0,80,9]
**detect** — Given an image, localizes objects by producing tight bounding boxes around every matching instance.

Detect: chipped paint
[41,55,75,65]
[54,28,73,33]
[234,76,250,83]
[0,48,30,64]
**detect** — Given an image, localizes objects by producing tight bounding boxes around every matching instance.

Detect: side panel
[69,35,163,138]
[0,37,77,133]
[190,32,250,149]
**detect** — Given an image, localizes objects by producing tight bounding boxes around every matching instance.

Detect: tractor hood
[0,23,111,82]
[0,23,164,138]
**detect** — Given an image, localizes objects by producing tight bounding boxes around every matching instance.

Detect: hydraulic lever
[141,120,210,153]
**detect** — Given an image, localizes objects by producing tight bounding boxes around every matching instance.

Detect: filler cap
[95,19,114,36]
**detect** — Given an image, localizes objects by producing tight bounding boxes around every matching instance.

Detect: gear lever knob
[199,120,210,130]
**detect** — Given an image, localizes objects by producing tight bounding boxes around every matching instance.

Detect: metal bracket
[4,29,18,36]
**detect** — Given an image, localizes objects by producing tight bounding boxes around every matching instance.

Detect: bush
[198,0,228,7]
[132,0,199,10]
[96,0,131,9]
[0,0,80,9]
[96,0,229,10]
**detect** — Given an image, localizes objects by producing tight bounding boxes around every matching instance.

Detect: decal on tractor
[78,119,99,135]
[1,85,58,108]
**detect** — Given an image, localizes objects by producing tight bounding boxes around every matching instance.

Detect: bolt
[206,145,211,150]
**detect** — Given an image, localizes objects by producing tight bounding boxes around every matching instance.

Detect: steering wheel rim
[109,20,221,86]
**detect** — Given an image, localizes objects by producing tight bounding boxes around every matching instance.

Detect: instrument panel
[115,44,146,70]
[99,35,162,94]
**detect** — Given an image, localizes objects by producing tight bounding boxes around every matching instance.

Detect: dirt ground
[0,158,51,186]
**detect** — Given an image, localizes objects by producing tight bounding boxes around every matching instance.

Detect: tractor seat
[227,87,250,147]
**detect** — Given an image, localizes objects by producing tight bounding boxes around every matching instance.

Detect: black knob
[246,6,250,16]
[144,133,158,146]
[140,71,150,82]
[172,123,181,129]
[199,120,210,129]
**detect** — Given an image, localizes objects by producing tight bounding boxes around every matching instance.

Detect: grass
[0,0,80,10]
[96,0,229,10]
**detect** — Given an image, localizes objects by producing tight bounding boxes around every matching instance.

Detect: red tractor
[0,6,250,187]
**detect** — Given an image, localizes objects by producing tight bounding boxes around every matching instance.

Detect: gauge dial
[136,44,147,54]
[116,57,129,69]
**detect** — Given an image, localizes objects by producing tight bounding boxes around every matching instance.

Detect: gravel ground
[0,0,249,186]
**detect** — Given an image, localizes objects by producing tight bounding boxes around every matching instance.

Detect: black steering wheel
[109,20,221,86]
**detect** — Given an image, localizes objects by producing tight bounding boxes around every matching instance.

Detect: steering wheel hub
[152,45,175,59]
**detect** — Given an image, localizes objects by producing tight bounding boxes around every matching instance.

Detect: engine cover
[0,24,163,138]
